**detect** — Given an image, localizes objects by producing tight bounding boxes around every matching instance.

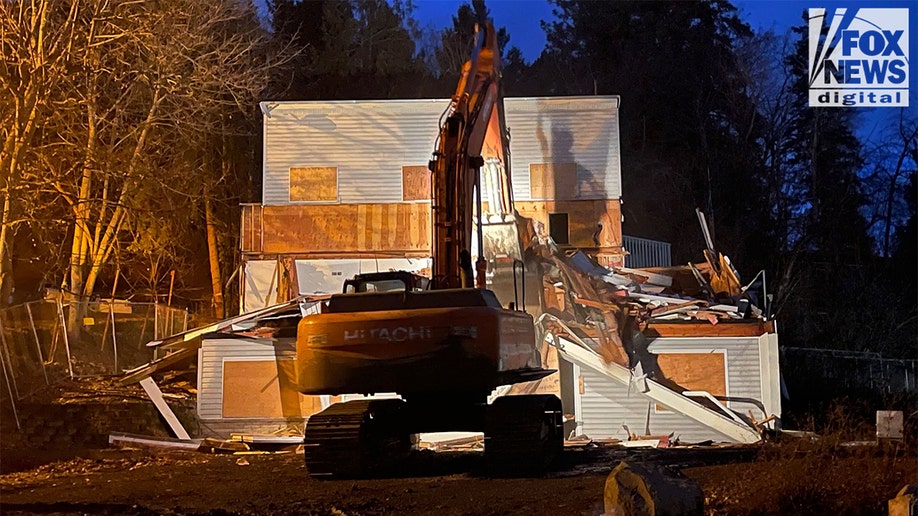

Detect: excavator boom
[430,23,513,289]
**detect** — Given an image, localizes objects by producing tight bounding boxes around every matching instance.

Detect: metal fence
[0,298,188,404]
[622,235,672,268]
[781,347,918,395]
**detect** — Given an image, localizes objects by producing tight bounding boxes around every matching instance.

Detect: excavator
[295,21,563,478]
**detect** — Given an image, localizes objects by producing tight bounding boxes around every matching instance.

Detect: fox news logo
[809,8,909,107]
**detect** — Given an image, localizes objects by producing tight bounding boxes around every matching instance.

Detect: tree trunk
[205,195,224,319]
[0,196,13,306]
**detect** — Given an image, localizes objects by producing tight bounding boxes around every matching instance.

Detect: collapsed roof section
[522,210,778,442]
[118,295,329,386]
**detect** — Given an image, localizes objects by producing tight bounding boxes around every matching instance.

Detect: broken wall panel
[576,335,776,443]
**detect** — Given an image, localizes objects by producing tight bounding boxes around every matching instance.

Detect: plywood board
[529,163,577,200]
[514,199,622,249]
[402,165,431,201]
[289,167,337,202]
[258,199,620,256]
[654,352,726,412]
[222,359,323,419]
[261,204,431,254]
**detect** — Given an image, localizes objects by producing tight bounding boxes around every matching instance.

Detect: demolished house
[120,96,780,445]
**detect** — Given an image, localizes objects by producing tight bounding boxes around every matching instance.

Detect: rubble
[518,209,778,442]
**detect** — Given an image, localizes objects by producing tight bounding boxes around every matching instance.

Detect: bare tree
[862,110,918,256]
[3,0,295,321]
[0,0,81,304]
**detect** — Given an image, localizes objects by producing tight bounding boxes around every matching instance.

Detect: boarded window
[529,162,577,200]
[654,352,727,412]
[402,165,430,201]
[549,213,569,245]
[290,166,337,202]
[222,359,313,418]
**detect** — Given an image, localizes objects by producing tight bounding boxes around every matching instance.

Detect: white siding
[576,336,768,443]
[504,97,622,200]
[260,97,621,206]
[262,100,444,205]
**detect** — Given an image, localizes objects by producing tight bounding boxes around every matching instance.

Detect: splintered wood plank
[644,321,766,337]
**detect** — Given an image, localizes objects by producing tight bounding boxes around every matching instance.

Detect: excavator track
[484,394,564,475]
[303,399,409,478]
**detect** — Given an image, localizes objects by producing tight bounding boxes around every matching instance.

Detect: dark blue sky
[413,1,913,62]
[413,0,916,143]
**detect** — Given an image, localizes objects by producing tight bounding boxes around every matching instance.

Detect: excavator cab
[342,271,429,293]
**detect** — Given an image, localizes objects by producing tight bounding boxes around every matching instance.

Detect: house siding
[577,336,771,443]
[260,97,622,206]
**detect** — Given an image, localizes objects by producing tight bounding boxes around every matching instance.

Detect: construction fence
[0,298,188,405]
[781,346,917,397]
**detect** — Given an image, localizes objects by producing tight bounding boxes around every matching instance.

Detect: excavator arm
[429,22,513,289]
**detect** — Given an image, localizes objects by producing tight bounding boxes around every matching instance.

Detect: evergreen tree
[542,1,767,276]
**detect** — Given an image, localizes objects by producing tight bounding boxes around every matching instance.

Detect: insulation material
[242,258,432,309]
[243,260,278,312]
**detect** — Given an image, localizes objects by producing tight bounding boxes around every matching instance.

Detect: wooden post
[111,269,120,301]
[167,270,175,306]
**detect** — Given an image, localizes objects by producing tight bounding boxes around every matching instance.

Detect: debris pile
[522,209,769,370]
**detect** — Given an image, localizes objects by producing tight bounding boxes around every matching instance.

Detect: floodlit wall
[259,97,622,206]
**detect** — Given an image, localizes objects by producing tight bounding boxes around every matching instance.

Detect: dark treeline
[3,0,914,358]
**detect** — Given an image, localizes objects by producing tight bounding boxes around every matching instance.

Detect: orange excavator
[295,21,563,477]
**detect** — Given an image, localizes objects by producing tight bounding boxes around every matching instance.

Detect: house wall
[576,333,781,443]
[259,96,621,206]
[241,200,622,257]
[197,336,330,437]
[242,96,627,298]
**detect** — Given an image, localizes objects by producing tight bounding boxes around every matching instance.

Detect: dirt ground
[1,440,915,515]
